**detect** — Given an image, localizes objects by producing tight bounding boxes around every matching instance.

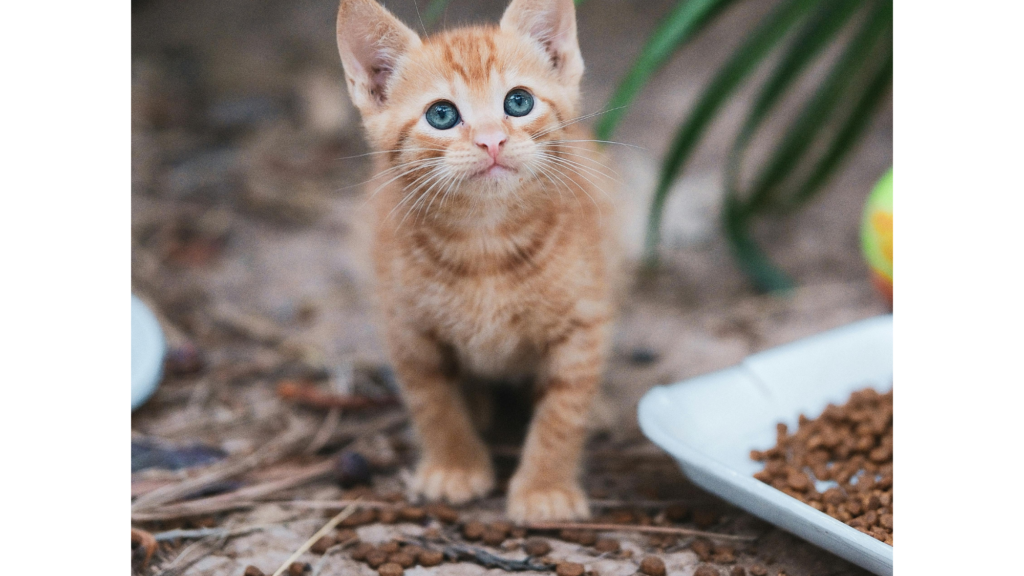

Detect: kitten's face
[338,0,585,201]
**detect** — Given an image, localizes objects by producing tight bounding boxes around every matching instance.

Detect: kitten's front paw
[410,460,495,505]
[506,479,590,522]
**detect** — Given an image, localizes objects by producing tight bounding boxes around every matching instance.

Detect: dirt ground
[131,1,892,574]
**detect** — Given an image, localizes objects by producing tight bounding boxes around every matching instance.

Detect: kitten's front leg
[507,321,609,522]
[388,328,495,505]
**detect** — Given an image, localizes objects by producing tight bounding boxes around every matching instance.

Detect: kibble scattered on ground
[524,537,552,556]
[377,562,404,576]
[639,556,667,576]
[556,561,586,576]
[309,534,335,554]
[462,521,486,540]
[417,550,444,567]
[694,565,720,576]
[243,566,265,576]
[595,538,620,553]
[751,387,893,545]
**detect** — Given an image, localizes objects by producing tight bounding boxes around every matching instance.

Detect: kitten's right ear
[336,0,421,112]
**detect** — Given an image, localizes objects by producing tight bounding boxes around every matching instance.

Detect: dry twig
[277,380,399,410]
[270,499,361,576]
[132,459,335,521]
[522,521,758,542]
[131,424,311,512]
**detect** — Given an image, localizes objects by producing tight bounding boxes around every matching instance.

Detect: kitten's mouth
[473,157,516,178]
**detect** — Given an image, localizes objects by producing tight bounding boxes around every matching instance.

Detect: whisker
[532,106,629,139]
[540,139,646,151]
[343,156,446,195]
[541,155,614,202]
[357,158,448,210]
[535,160,582,211]
[537,149,622,183]
[383,165,447,221]
[334,147,446,161]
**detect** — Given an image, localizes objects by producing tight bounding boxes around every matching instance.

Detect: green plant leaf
[643,0,820,263]
[739,0,892,216]
[719,1,891,291]
[594,0,738,140]
[787,51,892,206]
[723,194,795,292]
[726,0,862,196]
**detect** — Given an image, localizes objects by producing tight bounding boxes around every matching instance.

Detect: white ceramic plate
[638,315,893,575]
[132,295,166,411]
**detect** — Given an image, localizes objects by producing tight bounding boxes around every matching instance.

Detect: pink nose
[474,130,507,160]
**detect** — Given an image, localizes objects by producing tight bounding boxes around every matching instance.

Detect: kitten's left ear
[337,0,421,113]
[500,0,584,85]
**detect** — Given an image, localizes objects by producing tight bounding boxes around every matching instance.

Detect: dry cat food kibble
[417,550,444,567]
[524,537,552,556]
[639,556,667,576]
[377,563,404,576]
[309,534,336,554]
[751,387,893,544]
[556,562,586,576]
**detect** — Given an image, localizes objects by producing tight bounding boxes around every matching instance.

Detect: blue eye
[425,101,460,130]
[504,89,534,117]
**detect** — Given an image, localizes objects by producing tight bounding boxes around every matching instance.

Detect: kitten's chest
[422,275,546,376]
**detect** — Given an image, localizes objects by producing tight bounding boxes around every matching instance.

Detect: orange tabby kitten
[336,0,621,521]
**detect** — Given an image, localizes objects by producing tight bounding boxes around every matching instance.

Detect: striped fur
[337,0,621,521]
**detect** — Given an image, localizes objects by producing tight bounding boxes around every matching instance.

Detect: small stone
[462,521,486,540]
[335,529,357,543]
[639,556,666,576]
[243,567,265,576]
[377,562,404,576]
[310,535,336,554]
[628,347,659,365]
[556,562,585,576]
[377,508,399,524]
[333,451,372,488]
[694,566,720,576]
[749,565,768,576]
[524,537,552,556]
[287,562,310,576]
[731,567,747,576]
[559,529,581,542]
[594,538,620,553]
[417,550,444,567]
